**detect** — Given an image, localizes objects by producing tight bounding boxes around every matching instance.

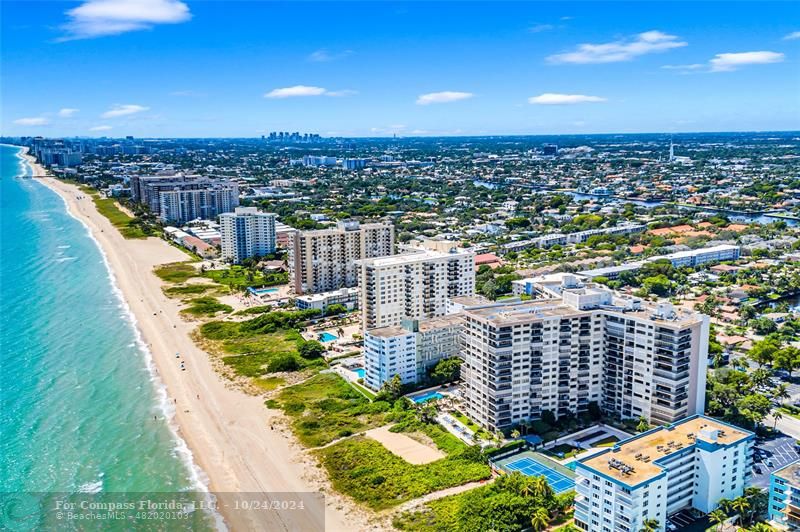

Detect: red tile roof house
[181,235,218,259]
[474,253,503,270]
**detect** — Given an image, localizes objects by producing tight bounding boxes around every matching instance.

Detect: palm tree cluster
[708,487,770,531]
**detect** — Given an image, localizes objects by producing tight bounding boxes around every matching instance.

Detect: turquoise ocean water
[0,145,215,527]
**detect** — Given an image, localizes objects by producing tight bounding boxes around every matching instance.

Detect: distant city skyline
[2,1,798,137]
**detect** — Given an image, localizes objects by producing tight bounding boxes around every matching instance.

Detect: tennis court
[495,452,576,493]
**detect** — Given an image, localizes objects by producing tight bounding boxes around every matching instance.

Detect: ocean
[0,145,216,528]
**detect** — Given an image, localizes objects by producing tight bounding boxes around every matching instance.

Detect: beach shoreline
[21,149,375,532]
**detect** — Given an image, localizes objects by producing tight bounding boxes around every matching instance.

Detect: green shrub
[316,437,490,510]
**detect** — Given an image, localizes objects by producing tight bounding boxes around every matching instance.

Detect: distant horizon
[4,129,800,142]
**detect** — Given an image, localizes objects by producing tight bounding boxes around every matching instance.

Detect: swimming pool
[319,332,338,342]
[412,391,444,403]
[248,287,279,296]
[352,368,366,379]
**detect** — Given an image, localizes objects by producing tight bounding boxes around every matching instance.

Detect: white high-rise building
[288,220,395,294]
[461,277,709,431]
[219,207,277,263]
[574,415,754,532]
[357,249,475,331]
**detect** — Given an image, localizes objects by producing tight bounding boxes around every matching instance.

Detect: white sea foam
[78,478,104,494]
[54,256,78,263]
[57,245,71,249]
[29,165,225,532]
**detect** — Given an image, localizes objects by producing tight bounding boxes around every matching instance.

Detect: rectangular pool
[248,287,279,296]
[352,368,366,379]
[412,391,444,403]
[319,332,338,342]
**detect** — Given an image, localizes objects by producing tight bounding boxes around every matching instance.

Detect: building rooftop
[463,287,704,328]
[360,248,473,268]
[774,460,800,485]
[578,416,752,487]
[367,314,464,338]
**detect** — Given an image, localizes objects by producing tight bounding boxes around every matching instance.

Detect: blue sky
[2,1,798,137]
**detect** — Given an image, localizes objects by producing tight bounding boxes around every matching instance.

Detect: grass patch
[155,262,199,283]
[181,297,233,317]
[92,195,149,239]
[253,376,286,391]
[164,284,215,297]
[316,436,490,510]
[272,373,392,447]
[592,435,619,447]
[350,380,377,400]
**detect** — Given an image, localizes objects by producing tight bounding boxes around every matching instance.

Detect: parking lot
[751,434,800,488]
[668,508,707,532]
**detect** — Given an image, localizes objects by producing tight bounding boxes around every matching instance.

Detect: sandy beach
[24,151,377,532]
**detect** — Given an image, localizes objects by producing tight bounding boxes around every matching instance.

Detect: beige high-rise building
[357,249,475,331]
[461,277,709,431]
[288,220,394,295]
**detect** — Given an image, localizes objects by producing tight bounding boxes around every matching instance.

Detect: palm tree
[531,477,554,500]
[708,509,727,531]
[732,497,750,526]
[747,523,774,532]
[773,409,784,430]
[530,507,549,532]
[639,518,659,532]
[510,429,521,440]
[717,498,733,515]
[773,383,791,403]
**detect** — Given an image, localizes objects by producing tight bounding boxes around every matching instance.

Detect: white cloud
[416,91,474,105]
[529,24,555,33]
[661,63,705,71]
[709,51,785,72]
[528,93,606,105]
[101,104,149,118]
[307,49,353,62]
[89,125,113,131]
[264,85,356,98]
[14,117,49,126]
[547,30,687,64]
[58,108,79,117]
[59,0,191,41]
[784,31,800,41]
[325,89,358,97]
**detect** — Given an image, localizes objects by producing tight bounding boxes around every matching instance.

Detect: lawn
[315,436,490,510]
[154,262,288,292]
[91,195,149,239]
[268,372,393,447]
[204,266,287,291]
[543,443,584,459]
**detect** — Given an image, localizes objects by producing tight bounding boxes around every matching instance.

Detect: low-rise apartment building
[295,287,360,313]
[574,415,754,532]
[364,315,462,390]
[769,459,800,529]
